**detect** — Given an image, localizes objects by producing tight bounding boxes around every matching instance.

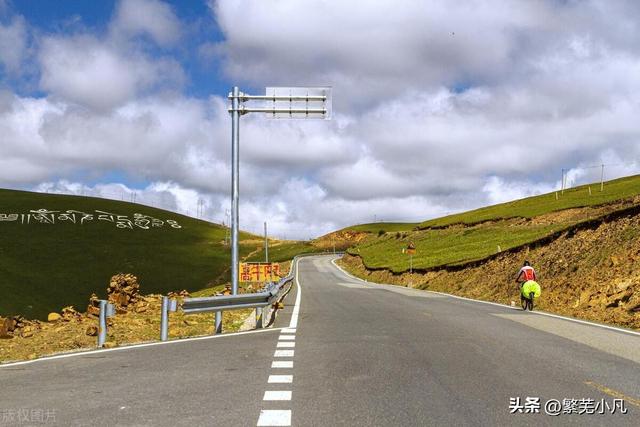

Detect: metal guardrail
[96,252,341,346]
[182,291,275,314]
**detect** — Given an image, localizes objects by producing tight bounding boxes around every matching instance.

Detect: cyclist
[515,260,536,290]
[516,261,541,309]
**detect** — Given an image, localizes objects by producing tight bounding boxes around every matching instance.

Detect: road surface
[2,255,639,426]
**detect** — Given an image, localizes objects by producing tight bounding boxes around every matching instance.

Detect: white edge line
[330,257,640,338]
[289,258,302,329]
[0,327,284,369]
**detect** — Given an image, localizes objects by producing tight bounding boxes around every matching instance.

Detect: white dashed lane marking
[263,391,292,401]
[268,375,293,384]
[276,342,295,348]
[256,257,303,426]
[257,410,291,426]
[272,361,293,368]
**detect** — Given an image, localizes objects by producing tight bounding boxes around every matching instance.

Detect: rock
[21,327,34,338]
[85,325,98,336]
[47,312,62,322]
[107,273,141,313]
[61,306,81,321]
[0,317,12,338]
[87,293,101,318]
[134,304,147,314]
[103,342,117,349]
[615,280,632,292]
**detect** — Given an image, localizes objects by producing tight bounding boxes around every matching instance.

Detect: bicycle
[520,292,535,311]
[519,280,541,311]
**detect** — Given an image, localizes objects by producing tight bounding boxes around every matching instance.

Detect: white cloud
[0,15,27,73]
[38,35,184,110]
[482,176,556,206]
[111,0,181,46]
[3,1,640,239]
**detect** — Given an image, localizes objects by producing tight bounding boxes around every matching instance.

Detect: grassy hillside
[345,222,419,233]
[418,174,640,228]
[246,240,318,263]
[0,189,294,319]
[347,174,640,273]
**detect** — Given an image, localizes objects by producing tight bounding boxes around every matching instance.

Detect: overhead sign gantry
[227,86,332,294]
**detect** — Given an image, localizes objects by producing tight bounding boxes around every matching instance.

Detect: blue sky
[7,0,231,98]
[1,0,640,238]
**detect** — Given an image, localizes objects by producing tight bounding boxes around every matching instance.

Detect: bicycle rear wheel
[528,292,535,311]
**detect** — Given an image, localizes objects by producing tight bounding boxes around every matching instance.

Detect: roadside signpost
[406,242,416,274]
[227,86,331,295]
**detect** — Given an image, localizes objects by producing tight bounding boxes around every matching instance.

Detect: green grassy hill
[0,189,298,319]
[345,222,419,233]
[346,175,640,273]
[418,175,640,228]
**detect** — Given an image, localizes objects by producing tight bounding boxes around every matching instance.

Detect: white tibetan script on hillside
[0,209,182,230]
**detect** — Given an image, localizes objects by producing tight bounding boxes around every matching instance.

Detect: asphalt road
[2,255,639,426]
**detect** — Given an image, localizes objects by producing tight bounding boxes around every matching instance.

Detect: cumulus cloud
[111,0,181,46]
[38,35,184,110]
[0,15,27,73]
[3,1,640,238]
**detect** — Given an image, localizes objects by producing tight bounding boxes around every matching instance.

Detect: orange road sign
[239,262,281,282]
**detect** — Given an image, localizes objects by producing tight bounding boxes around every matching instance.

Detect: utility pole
[264,221,269,263]
[600,164,605,192]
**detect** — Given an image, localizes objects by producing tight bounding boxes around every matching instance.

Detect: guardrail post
[256,307,263,329]
[160,296,169,341]
[98,299,115,348]
[215,311,223,334]
[160,297,177,341]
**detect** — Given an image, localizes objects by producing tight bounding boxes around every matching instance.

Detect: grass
[343,222,419,233]
[348,174,640,273]
[418,175,640,228]
[0,189,272,319]
[352,221,557,272]
[246,240,318,263]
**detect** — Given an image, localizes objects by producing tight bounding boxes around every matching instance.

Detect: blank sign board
[264,87,332,120]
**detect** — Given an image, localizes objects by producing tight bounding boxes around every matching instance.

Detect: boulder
[85,325,98,336]
[47,313,62,322]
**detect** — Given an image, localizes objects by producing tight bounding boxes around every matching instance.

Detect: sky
[1,0,640,239]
